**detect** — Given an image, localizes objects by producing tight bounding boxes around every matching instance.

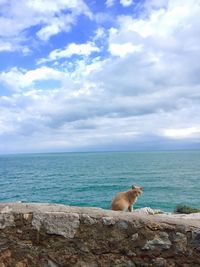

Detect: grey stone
[192,229,200,250]
[113,260,136,267]
[123,261,136,267]
[32,212,80,238]
[0,206,12,213]
[74,261,99,267]
[127,251,136,257]
[0,203,200,266]
[46,259,59,267]
[133,207,162,215]
[117,221,129,230]
[142,232,172,250]
[81,215,97,225]
[0,213,15,229]
[173,232,187,252]
[0,239,10,252]
[23,213,33,221]
[152,257,167,267]
[102,216,115,225]
[131,233,139,241]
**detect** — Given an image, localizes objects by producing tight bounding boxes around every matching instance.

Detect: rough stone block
[32,212,80,238]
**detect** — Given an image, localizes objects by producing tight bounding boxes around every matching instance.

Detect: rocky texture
[0,203,200,267]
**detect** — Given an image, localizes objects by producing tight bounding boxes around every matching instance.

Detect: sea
[0,151,199,212]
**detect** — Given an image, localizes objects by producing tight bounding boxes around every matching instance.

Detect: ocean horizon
[0,150,199,212]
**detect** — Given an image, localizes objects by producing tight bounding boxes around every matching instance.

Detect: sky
[0,0,200,154]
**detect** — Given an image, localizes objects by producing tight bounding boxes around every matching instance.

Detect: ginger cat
[111,185,143,212]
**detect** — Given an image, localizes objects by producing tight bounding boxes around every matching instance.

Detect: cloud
[109,42,142,57]
[120,0,133,7]
[0,42,13,52]
[39,42,100,63]
[0,42,30,53]
[104,0,200,91]
[1,0,200,153]
[162,127,200,139]
[0,0,92,52]
[93,28,106,41]
[117,0,200,39]
[0,67,75,94]
[106,0,115,8]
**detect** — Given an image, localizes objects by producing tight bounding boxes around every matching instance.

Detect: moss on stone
[175,205,200,214]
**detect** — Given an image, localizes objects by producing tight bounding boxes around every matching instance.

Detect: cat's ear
[132,185,135,189]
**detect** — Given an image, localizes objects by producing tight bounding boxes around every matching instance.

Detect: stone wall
[0,203,200,267]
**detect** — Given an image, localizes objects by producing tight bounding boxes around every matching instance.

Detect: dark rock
[192,229,200,250]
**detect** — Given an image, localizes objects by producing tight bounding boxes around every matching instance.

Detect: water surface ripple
[0,151,199,211]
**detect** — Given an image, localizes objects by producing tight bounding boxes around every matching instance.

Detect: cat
[111,185,143,212]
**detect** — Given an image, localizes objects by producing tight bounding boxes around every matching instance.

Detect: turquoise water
[0,151,199,212]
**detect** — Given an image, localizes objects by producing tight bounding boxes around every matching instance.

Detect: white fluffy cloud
[106,0,133,8]
[0,0,92,51]
[1,0,200,153]
[162,127,200,139]
[0,42,13,52]
[39,42,100,63]
[109,42,142,57]
[120,0,133,7]
[0,67,74,92]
